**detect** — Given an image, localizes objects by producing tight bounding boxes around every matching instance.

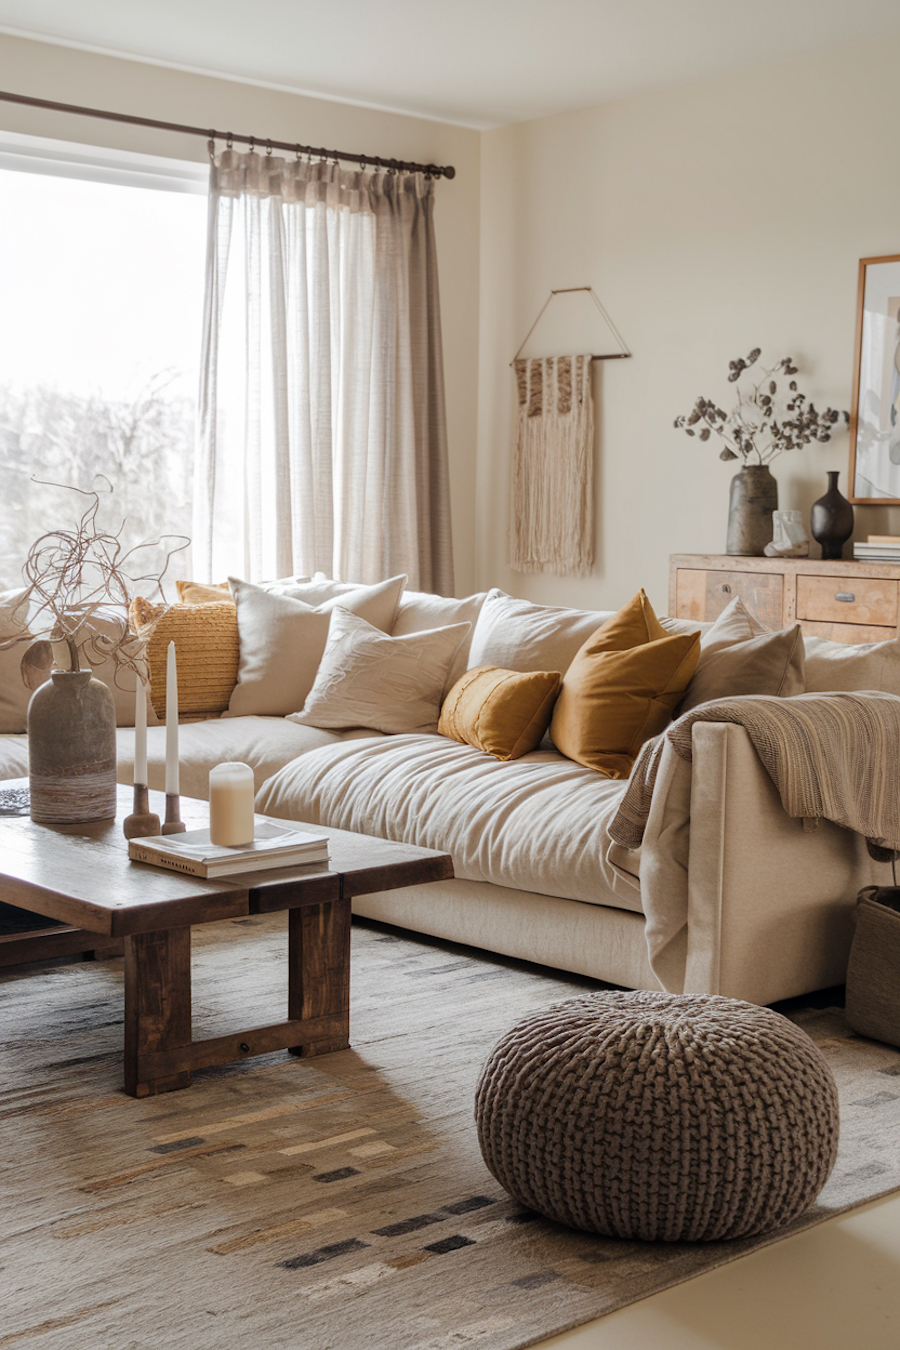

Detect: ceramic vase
[27,669,117,824]
[726,464,778,556]
[810,471,854,561]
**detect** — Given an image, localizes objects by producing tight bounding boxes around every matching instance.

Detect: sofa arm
[640,721,892,1004]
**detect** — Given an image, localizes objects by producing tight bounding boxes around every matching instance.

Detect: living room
[2,4,900,1347]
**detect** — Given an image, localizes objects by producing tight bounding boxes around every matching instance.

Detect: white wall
[477,35,900,615]
[0,32,481,593]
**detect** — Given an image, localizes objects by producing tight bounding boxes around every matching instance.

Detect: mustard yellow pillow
[129,598,239,720]
[550,590,700,778]
[176,580,233,604]
[439,665,562,761]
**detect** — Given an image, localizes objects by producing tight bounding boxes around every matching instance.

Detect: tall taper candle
[134,674,148,786]
[165,641,179,796]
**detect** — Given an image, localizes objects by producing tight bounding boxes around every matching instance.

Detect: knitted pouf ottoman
[475,991,839,1242]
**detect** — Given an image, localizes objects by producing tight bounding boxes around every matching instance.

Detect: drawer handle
[720,584,731,594]
[834,592,855,603]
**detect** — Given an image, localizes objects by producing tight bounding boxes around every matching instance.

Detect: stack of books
[853,536,900,563]
[128,821,330,878]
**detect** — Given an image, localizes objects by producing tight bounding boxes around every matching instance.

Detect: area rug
[3,917,900,1350]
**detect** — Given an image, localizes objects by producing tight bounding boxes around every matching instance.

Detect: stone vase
[27,670,117,824]
[726,464,779,556]
[810,470,854,561]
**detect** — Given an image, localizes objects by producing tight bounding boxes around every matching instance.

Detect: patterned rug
[3,916,900,1350]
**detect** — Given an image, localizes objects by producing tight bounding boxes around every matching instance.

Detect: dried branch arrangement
[2,479,187,685]
[674,349,849,466]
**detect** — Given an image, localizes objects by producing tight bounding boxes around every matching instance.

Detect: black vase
[810,471,854,561]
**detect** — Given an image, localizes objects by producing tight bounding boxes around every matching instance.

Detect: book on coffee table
[128,821,330,878]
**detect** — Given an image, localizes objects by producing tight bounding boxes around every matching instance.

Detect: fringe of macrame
[509,355,594,575]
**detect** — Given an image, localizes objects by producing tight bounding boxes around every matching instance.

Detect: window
[0,131,208,589]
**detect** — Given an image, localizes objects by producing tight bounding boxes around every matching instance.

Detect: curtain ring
[266,140,273,157]
[249,136,255,153]
[359,154,367,172]
[207,137,215,162]
[226,132,233,150]
[295,144,302,161]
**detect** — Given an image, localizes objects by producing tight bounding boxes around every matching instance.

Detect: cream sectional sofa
[1,580,892,1006]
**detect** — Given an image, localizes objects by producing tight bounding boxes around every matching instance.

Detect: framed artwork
[849,253,900,503]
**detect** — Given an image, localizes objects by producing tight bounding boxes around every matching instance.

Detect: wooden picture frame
[848,253,900,504]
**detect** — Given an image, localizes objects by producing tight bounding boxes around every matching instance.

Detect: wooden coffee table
[0,783,453,1097]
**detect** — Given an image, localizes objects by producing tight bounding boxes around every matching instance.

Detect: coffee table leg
[288,893,351,1057]
[124,927,193,1096]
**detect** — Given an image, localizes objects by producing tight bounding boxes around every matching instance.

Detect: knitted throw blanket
[608,691,900,859]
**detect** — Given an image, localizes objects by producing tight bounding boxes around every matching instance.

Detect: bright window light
[0,136,208,590]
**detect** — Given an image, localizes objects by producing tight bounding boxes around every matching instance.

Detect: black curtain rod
[0,89,456,179]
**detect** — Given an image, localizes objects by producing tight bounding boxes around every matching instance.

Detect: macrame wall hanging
[509,287,630,576]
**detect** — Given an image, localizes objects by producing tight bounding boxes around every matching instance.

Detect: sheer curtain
[194,148,454,593]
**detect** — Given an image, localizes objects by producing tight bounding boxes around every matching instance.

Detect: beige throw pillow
[467,589,618,675]
[289,607,471,734]
[679,624,806,714]
[699,595,769,651]
[225,574,406,718]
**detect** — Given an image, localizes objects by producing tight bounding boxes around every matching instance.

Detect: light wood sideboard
[669,554,900,644]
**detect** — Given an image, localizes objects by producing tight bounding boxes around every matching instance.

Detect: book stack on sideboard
[669,554,900,644]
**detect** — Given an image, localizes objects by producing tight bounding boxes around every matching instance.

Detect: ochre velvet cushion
[176,580,232,604]
[130,598,240,720]
[439,665,562,761]
[550,590,701,778]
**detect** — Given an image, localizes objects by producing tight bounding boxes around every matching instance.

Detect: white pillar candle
[165,640,180,796]
[134,675,148,787]
[208,762,255,846]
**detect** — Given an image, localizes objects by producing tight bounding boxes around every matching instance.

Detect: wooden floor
[536,1191,900,1349]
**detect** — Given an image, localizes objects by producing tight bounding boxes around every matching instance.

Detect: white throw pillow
[804,632,900,694]
[0,592,157,731]
[392,590,488,690]
[0,587,34,734]
[289,607,471,734]
[225,574,406,718]
[466,589,617,676]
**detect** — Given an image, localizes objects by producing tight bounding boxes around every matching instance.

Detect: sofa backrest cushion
[550,590,701,778]
[466,589,618,676]
[0,588,35,734]
[225,574,406,718]
[804,631,900,694]
[289,607,471,735]
[439,665,562,761]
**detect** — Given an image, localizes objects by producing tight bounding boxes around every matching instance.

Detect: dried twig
[2,478,188,684]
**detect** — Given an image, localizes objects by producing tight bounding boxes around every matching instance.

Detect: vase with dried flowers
[674,349,849,556]
[1,480,184,824]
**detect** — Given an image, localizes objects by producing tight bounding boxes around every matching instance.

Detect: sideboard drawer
[674,568,784,629]
[796,575,898,628]
[799,619,896,645]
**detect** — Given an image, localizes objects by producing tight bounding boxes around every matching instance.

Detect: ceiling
[1,0,898,129]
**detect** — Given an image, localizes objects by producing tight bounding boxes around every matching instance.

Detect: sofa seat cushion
[255,734,643,913]
[115,716,386,800]
[0,734,28,782]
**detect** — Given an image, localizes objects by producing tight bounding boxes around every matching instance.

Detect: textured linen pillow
[392,590,488,690]
[804,632,900,694]
[439,665,562,760]
[130,598,239,720]
[289,607,471,734]
[467,589,618,675]
[679,624,806,714]
[550,590,701,778]
[226,574,407,718]
[0,587,35,733]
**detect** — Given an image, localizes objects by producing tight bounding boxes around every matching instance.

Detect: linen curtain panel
[194,149,454,593]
